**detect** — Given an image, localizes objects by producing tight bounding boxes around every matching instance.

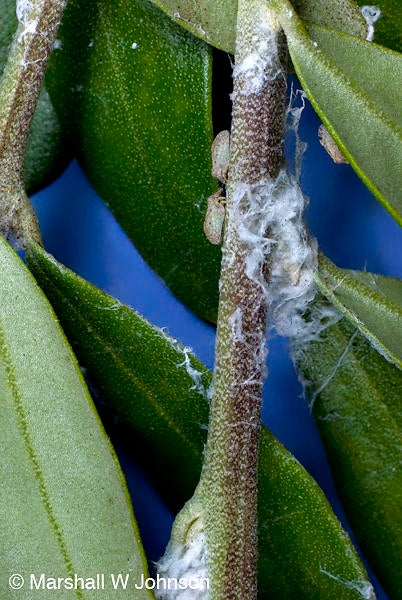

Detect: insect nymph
[203,189,227,245]
[203,130,230,245]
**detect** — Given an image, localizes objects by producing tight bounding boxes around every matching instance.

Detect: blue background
[30,95,400,599]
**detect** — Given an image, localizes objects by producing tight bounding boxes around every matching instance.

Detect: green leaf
[147,0,237,53]
[0,0,15,66]
[27,244,376,600]
[276,5,402,224]
[46,0,220,323]
[293,0,367,38]
[257,429,373,599]
[294,315,402,598]
[31,246,212,510]
[0,0,71,192]
[24,87,71,192]
[316,253,402,367]
[357,0,402,53]
[146,0,367,53]
[305,24,401,128]
[0,237,152,598]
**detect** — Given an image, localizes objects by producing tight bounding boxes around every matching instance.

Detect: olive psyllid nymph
[211,130,230,183]
[203,189,226,245]
[318,125,348,164]
[204,131,230,245]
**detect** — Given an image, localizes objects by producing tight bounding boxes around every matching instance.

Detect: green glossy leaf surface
[27,244,376,599]
[294,316,402,598]
[146,0,366,53]
[317,254,402,367]
[0,0,71,192]
[46,0,220,323]
[277,7,402,223]
[357,0,402,52]
[0,237,151,598]
[0,1,15,67]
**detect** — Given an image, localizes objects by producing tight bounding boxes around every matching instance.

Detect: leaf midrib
[0,314,84,599]
[33,264,205,464]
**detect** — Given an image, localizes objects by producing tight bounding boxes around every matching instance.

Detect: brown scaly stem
[195,2,287,598]
[156,2,287,598]
[0,0,66,247]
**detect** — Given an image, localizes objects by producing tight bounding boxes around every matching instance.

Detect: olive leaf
[0,0,17,65]
[294,315,402,598]
[27,244,376,599]
[0,0,71,192]
[147,0,237,52]
[357,0,402,52]
[146,0,367,53]
[0,237,152,599]
[316,253,402,368]
[275,4,402,224]
[304,24,401,131]
[45,0,220,323]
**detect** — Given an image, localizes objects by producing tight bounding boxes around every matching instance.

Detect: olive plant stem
[197,1,287,598]
[0,0,66,247]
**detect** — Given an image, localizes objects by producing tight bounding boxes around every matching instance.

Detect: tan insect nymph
[203,189,226,245]
[204,130,230,245]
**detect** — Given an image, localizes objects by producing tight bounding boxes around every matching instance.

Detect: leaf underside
[277,6,402,224]
[27,244,375,600]
[316,253,402,368]
[0,238,151,598]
